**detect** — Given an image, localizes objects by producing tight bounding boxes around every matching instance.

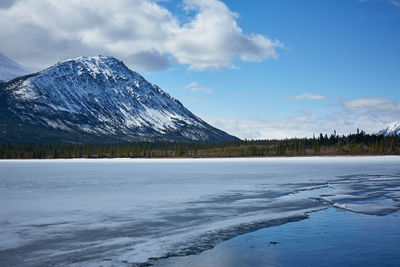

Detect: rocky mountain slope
[0,56,238,143]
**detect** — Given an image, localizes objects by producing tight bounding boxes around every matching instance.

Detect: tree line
[0,130,399,159]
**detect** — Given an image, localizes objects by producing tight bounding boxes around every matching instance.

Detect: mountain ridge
[0,53,30,82]
[0,55,238,143]
[379,121,400,136]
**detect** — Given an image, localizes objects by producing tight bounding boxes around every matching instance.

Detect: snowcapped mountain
[0,53,30,82]
[0,55,238,143]
[378,121,400,136]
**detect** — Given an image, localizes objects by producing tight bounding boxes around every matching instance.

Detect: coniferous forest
[1,130,399,159]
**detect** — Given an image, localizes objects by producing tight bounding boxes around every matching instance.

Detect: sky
[1,0,399,139]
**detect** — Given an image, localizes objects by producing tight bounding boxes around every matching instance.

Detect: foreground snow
[0,156,399,266]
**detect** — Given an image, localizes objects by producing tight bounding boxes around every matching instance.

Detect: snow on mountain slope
[1,56,238,143]
[0,53,29,82]
[379,121,400,136]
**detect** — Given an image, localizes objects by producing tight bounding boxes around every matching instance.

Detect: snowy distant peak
[0,53,30,82]
[379,121,400,136]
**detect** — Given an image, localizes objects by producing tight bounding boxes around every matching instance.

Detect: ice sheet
[0,156,399,265]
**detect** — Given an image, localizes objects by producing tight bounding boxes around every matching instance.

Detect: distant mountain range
[0,55,238,143]
[0,53,30,82]
[379,121,400,136]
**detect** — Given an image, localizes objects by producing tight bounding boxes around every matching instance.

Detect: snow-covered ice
[0,156,399,266]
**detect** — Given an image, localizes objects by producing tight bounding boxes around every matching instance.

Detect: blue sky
[1,0,399,139]
[146,0,400,138]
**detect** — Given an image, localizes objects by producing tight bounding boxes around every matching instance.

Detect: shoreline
[1,154,400,161]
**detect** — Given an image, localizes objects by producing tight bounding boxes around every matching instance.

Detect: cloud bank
[0,0,280,71]
[203,97,400,139]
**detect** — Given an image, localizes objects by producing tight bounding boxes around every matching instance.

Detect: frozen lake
[1,157,400,266]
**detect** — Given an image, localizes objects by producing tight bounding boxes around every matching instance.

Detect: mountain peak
[68,55,122,66]
[1,55,238,143]
[46,55,131,77]
[379,121,400,136]
[0,53,30,82]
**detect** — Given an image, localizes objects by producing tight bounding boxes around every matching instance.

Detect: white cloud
[201,97,400,139]
[342,97,400,115]
[0,0,281,71]
[202,111,321,140]
[290,93,326,100]
[185,82,212,94]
